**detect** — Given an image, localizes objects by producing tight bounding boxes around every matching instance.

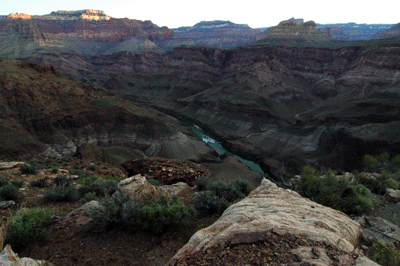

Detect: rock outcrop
[356,216,400,247]
[63,200,101,227]
[122,157,212,186]
[0,244,53,266]
[0,162,25,170]
[117,175,191,202]
[168,179,375,265]
[385,188,400,202]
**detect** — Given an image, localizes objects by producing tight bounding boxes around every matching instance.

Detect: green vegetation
[294,166,378,215]
[370,242,400,266]
[360,153,400,194]
[194,178,253,215]
[79,192,98,205]
[29,176,49,188]
[5,208,53,252]
[90,192,195,234]
[77,178,118,197]
[295,152,400,217]
[364,152,400,173]
[0,176,9,187]
[0,182,19,201]
[19,164,37,175]
[42,175,79,202]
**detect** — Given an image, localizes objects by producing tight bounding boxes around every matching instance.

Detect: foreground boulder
[0,244,53,266]
[168,178,376,265]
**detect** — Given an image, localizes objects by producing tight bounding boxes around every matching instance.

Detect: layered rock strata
[24,37,400,180]
[0,59,218,163]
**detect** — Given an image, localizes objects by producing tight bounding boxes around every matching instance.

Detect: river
[187,124,266,175]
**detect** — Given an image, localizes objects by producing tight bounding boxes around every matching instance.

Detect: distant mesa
[7,13,31,20]
[277,17,305,27]
[7,10,111,21]
[47,10,111,21]
[174,20,260,48]
[252,17,326,42]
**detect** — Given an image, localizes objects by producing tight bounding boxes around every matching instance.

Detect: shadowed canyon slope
[24,37,400,181]
[0,58,219,164]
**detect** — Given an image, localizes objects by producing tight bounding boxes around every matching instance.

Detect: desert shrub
[364,153,400,173]
[195,176,209,191]
[11,180,24,188]
[88,165,97,171]
[30,177,49,188]
[206,181,245,202]
[135,195,195,234]
[19,164,37,175]
[194,179,252,215]
[358,171,400,194]
[0,183,19,201]
[194,190,230,215]
[232,179,253,196]
[5,208,52,252]
[147,178,160,186]
[79,192,98,205]
[77,175,98,186]
[0,176,8,187]
[90,192,133,230]
[295,166,377,215]
[51,167,59,173]
[43,175,79,202]
[377,170,399,194]
[371,242,400,266]
[43,186,80,202]
[78,179,118,197]
[69,169,93,179]
[341,184,379,215]
[52,175,73,186]
[90,193,194,234]
[392,155,400,168]
[295,165,322,202]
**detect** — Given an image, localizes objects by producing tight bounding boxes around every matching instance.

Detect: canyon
[0,11,400,180]
[1,10,400,266]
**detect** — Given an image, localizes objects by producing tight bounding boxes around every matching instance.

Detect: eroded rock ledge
[168,178,377,265]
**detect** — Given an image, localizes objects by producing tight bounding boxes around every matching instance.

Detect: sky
[0,0,399,29]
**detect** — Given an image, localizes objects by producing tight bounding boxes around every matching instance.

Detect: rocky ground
[0,157,220,266]
[1,157,400,266]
